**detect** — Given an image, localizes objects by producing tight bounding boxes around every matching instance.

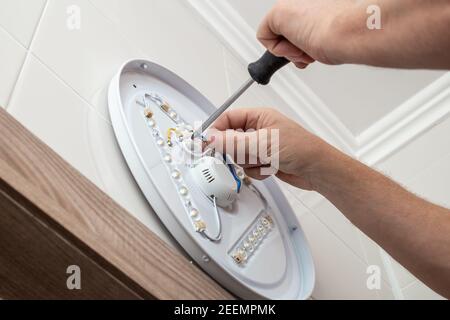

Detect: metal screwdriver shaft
[193,78,255,138]
[192,51,290,139]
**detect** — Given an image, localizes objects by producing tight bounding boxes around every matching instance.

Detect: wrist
[305,142,353,193]
[325,0,448,68]
[324,0,388,65]
[321,1,363,64]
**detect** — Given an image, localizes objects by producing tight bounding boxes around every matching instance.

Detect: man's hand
[258,0,450,69]
[209,108,331,190]
[257,0,352,66]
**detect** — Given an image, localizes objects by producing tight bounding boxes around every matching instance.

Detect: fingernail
[288,55,306,63]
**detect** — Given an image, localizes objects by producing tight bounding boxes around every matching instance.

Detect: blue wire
[223,154,242,193]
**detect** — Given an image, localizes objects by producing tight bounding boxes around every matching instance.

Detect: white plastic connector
[190,156,238,208]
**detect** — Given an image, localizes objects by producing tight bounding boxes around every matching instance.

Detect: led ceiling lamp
[108,60,315,300]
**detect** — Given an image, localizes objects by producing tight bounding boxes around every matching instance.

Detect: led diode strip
[229,210,275,266]
[139,93,210,237]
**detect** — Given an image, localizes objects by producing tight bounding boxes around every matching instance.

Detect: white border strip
[358,73,450,165]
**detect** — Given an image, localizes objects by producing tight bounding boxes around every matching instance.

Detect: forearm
[309,146,450,298]
[331,0,450,68]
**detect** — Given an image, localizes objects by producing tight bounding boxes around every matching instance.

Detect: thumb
[257,12,306,59]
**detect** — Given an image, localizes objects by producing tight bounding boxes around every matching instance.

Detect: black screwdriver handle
[248,51,290,85]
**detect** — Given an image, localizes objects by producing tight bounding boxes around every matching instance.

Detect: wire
[145,93,181,125]
[248,183,269,211]
[173,135,214,159]
[200,196,223,242]
[223,154,242,193]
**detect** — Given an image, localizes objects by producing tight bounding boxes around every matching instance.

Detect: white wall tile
[357,230,392,287]
[89,82,111,123]
[0,0,46,47]
[407,152,450,208]
[377,280,395,300]
[30,0,140,103]
[402,280,445,300]
[312,199,367,260]
[283,190,311,219]
[89,0,229,107]
[376,117,450,184]
[359,228,422,296]
[226,0,275,30]
[30,0,228,112]
[8,54,103,188]
[0,27,26,108]
[388,257,417,289]
[298,212,383,299]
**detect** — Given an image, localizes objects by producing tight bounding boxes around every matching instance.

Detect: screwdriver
[192,51,290,139]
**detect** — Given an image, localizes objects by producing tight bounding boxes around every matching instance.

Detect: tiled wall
[0,0,447,300]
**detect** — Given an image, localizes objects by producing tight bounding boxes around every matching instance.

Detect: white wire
[200,196,223,242]
[248,183,269,211]
[181,139,212,158]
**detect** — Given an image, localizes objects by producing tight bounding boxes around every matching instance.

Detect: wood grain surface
[0,108,233,300]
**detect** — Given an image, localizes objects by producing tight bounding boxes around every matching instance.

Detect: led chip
[156,138,165,147]
[163,154,172,163]
[169,111,178,119]
[144,108,154,119]
[171,170,181,180]
[161,103,171,113]
[179,186,189,197]
[232,251,246,265]
[194,220,206,233]
[229,212,275,265]
[190,209,199,218]
[265,216,273,225]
